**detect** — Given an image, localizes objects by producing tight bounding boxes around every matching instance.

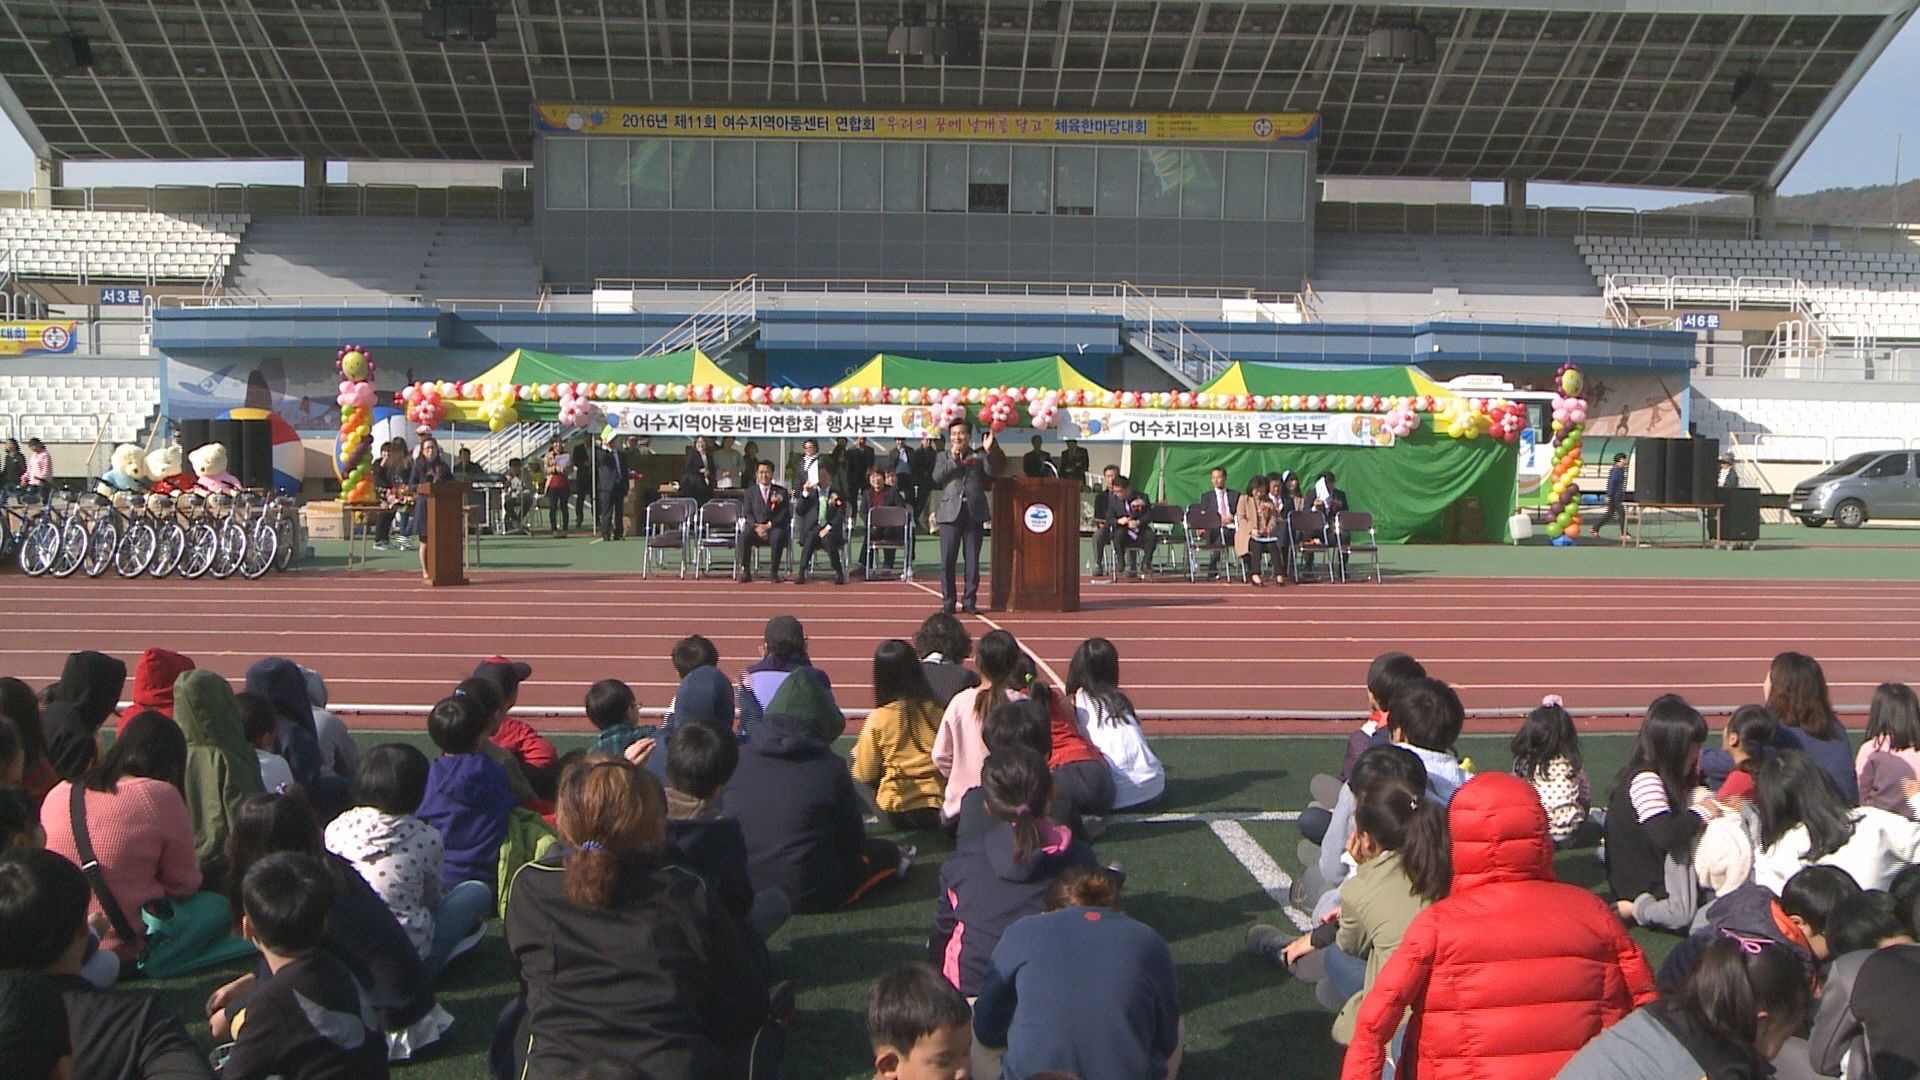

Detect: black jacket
[920,658,980,708]
[722,701,870,914]
[743,483,790,528]
[594,445,628,494]
[505,852,768,1079]
[667,816,754,926]
[845,443,877,485]
[681,450,713,503]
[1,448,23,488]
[795,484,850,543]
[51,973,211,1080]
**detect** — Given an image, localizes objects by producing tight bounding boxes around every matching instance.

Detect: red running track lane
[3,571,1918,735]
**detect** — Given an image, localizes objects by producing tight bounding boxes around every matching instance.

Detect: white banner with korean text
[599,403,1393,447]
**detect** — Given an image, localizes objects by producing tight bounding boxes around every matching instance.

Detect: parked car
[1791,451,1920,528]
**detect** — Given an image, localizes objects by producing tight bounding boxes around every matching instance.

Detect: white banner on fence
[599,403,1394,447]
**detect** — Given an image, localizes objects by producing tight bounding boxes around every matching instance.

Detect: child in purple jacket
[414,694,516,893]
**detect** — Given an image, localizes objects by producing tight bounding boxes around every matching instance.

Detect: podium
[991,478,1080,613]
[418,481,471,587]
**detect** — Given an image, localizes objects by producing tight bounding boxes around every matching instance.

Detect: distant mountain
[1670,180,1920,225]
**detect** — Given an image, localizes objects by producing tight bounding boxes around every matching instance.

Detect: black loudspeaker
[178,419,211,455]
[239,419,273,490]
[208,419,242,478]
[1690,438,1721,505]
[1721,487,1761,543]
[1663,437,1696,505]
[47,31,92,74]
[1633,438,1668,503]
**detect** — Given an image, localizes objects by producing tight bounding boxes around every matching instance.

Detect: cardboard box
[303,501,347,540]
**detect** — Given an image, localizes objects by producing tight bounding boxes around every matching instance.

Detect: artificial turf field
[137,729,1685,1080]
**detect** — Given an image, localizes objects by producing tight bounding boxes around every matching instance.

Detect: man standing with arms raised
[932,418,1006,615]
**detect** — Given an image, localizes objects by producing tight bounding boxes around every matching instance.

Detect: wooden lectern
[990,477,1081,613]
[418,481,471,587]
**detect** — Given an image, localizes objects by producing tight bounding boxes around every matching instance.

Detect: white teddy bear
[95,443,150,498]
[190,442,241,494]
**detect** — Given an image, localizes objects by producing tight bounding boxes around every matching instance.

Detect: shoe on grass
[1246,923,1288,965]
[897,844,918,877]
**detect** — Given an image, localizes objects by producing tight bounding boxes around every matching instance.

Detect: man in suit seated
[795,459,850,586]
[1106,474,1157,579]
[736,459,791,583]
[1090,465,1121,573]
[1199,466,1238,579]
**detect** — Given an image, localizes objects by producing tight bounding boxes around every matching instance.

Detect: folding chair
[1147,503,1187,579]
[642,497,696,578]
[1335,511,1380,583]
[863,504,914,581]
[694,500,742,579]
[1287,510,1328,582]
[1183,505,1241,582]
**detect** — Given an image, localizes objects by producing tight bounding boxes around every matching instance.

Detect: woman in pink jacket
[932,629,1027,825]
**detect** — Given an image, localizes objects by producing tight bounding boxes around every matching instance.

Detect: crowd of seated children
[1298,652,1427,847]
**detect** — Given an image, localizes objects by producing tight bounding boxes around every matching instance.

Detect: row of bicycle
[0,488,298,579]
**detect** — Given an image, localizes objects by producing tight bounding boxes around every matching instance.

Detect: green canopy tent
[833,353,1107,393]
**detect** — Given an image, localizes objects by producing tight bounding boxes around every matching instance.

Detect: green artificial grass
[130,731,1690,1080]
[307,520,1917,581]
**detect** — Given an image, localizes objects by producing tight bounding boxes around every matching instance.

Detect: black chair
[1333,511,1380,583]
[642,497,696,578]
[1183,504,1240,582]
[863,504,914,581]
[1287,509,1328,582]
[694,500,742,578]
[1147,503,1187,578]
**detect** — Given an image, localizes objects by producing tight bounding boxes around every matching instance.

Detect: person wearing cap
[723,669,915,914]
[736,617,843,745]
[472,657,560,802]
[1594,452,1633,542]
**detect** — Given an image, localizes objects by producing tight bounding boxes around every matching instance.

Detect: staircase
[228,217,538,301]
[0,248,46,321]
[638,274,761,359]
[470,422,561,472]
[1119,282,1234,387]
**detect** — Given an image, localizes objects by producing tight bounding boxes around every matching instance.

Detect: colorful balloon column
[334,345,378,503]
[1544,364,1588,543]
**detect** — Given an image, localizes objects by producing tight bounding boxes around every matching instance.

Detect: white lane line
[1118,810,1301,824]
[1209,820,1315,932]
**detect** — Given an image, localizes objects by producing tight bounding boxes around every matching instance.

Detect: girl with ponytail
[930,748,1099,998]
[1560,934,1810,1079]
[503,755,777,1078]
[933,629,1026,826]
[1273,746,1450,1046]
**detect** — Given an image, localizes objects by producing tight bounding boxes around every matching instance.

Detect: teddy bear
[190,442,241,494]
[145,444,197,496]
[95,443,150,498]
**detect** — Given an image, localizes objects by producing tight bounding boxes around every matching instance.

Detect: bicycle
[205,492,248,579]
[145,492,188,578]
[177,493,220,579]
[3,487,67,576]
[78,492,130,579]
[235,493,279,580]
[113,492,163,578]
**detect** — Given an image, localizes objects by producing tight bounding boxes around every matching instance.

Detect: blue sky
[1,14,1914,210]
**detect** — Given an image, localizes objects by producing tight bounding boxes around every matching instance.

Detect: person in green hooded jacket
[173,669,264,882]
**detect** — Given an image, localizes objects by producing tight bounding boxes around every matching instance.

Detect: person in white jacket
[1065,638,1165,811]
[1753,750,1920,894]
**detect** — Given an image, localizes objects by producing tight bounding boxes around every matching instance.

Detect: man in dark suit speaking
[931,418,1007,615]
[736,459,791,583]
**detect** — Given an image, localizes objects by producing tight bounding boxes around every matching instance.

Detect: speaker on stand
[239,419,274,490]
[1632,438,1668,503]
[177,419,211,455]
[207,419,242,480]
[1690,438,1722,501]
[1663,437,1696,505]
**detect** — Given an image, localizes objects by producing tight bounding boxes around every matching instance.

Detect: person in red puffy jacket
[1342,772,1656,1080]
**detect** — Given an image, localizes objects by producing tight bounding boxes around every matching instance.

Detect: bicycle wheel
[180,522,218,578]
[273,516,296,571]
[239,522,276,579]
[50,518,88,578]
[17,517,60,576]
[0,512,14,566]
[210,520,247,579]
[83,520,119,578]
[115,521,158,578]
[149,522,186,577]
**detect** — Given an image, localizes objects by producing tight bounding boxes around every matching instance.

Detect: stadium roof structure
[1,0,1915,194]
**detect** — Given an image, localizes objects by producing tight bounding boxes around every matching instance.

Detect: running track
[3,571,1917,735]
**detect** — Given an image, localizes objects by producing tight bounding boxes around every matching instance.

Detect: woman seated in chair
[859,466,908,579]
[1233,475,1285,587]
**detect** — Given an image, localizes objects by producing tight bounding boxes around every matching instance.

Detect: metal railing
[1604,273,1804,311]
[590,275,1306,305]
[161,292,428,310]
[1,184,533,221]
[639,274,760,357]
[1319,201,1920,251]
[0,248,232,288]
[1717,343,1920,382]
[1118,281,1236,386]
[468,422,562,473]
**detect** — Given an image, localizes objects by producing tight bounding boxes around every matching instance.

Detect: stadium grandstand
[0,0,1916,511]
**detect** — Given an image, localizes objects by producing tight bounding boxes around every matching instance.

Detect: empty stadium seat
[0,208,248,284]
[0,372,160,444]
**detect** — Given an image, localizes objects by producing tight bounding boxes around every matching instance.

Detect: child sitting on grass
[852,640,948,833]
[454,678,539,807]
[1716,703,1777,803]
[235,693,293,795]
[1856,682,1920,817]
[955,699,1053,844]
[585,679,649,758]
[1299,653,1427,849]
[664,724,789,951]
[932,749,1100,998]
[216,852,388,1079]
[1509,695,1591,848]
[1606,695,1721,931]
[471,657,560,802]
[416,694,517,893]
[866,963,973,1080]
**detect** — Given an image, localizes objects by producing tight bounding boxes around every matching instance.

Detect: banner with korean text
[601,403,1391,447]
[536,104,1319,144]
[0,321,77,358]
